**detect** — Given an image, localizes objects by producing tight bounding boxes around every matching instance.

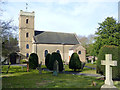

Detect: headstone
[91,59,93,64]
[38,62,42,74]
[101,54,118,89]
[53,60,59,76]
[81,62,86,70]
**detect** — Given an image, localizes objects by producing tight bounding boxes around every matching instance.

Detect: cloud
[71,2,100,16]
[2,1,118,36]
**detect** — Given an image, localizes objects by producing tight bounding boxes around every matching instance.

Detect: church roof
[34,31,80,45]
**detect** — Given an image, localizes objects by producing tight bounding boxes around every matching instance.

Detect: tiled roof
[34,31,80,45]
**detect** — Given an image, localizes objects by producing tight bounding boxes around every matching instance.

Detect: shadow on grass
[2,68,104,88]
[2,65,120,89]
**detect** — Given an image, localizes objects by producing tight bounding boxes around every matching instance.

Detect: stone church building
[19,10,86,64]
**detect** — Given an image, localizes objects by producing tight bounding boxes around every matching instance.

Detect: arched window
[26,32,29,37]
[78,51,81,54]
[45,50,48,57]
[26,19,29,24]
[26,44,29,49]
[57,50,60,53]
[26,53,29,58]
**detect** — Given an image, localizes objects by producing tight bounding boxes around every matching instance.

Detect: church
[19,10,86,64]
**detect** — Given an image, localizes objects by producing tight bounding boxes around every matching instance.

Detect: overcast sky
[1,0,119,36]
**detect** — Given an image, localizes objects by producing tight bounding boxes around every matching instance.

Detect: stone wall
[32,43,74,64]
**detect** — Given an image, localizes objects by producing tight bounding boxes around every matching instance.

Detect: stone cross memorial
[101,54,117,89]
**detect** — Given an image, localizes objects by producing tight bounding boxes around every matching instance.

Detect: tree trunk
[6,64,10,74]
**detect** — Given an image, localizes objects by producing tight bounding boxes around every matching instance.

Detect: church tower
[19,10,35,58]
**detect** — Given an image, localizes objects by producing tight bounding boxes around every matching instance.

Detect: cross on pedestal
[101,54,117,89]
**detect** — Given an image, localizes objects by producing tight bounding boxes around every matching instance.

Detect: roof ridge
[45,31,75,34]
[34,30,75,35]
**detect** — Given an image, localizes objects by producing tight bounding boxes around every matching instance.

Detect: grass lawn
[1,65,120,89]
[64,64,96,74]
[85,63,96,68]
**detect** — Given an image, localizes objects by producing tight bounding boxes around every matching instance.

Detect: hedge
[69,53,82,71]
[29,53,38,69]
[48,52,63,71]
[96,45,120,79]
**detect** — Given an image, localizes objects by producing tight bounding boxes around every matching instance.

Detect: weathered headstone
[38,62,42,74]
[101,54,117,89]
[53,60,59,76]
[91,59,93,64]
[81,62,86,70]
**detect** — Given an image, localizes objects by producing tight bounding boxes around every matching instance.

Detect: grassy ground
[85,63,96,68]
[65,64,96,74]
[1,65,120,89]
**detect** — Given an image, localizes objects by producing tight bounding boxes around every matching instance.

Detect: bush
[69,53,82,71]
[45,53,51,68]
[20,59,28,64]
[93,61,96,64]
[48,52,63,71]
[97,45,120,79]
[87,60,91,63]
[29,53,38,69]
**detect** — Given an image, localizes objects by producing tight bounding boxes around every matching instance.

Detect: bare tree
[0,1,18,57]
[78,35,88,47]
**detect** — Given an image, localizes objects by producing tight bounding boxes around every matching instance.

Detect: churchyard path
[84,66,96,70]
[42,68,104,77]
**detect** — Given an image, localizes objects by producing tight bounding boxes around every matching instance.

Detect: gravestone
[38,62,42,74]
[81,62,86,70]
[91,59,93,64]
[53,60,59,76]
[101,54,118,89]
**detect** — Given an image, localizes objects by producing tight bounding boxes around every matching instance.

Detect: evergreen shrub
[97,45,120,79]
[29,53,38,69]
[45,53,51,68]
[48,52,63,71]
[69,53,82,71]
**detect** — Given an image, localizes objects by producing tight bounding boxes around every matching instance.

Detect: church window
[45,50,48,57]
[78,51,81,54]
[57,50,60,53]
[26,19,29,24]
[26,32,29,37]
[26,53,29,58]
[26,44,29,49]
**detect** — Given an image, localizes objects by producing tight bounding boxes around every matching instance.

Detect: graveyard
[2,62,120,89]
[1,1,120,90]
[1,45,120,89]
[1,16,120,89]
